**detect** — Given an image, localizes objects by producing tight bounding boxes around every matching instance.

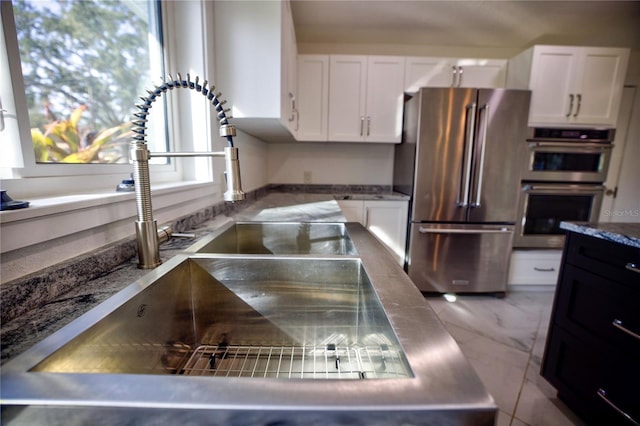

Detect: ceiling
[290,1,640,50]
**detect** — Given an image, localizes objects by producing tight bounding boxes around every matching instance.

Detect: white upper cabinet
[281,0,298,135]
[296,55,329,141]
[213,0,297,142]
[404,57,507,91]
[507,45,629,126]
[328,55,405,143]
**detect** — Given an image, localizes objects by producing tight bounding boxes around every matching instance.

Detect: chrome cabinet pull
[0,95,6,132]
[457,66,463,87]
[366,116,371,136]
[597,388,640,426]
[533,267,555,272]
[451,66,458,87]
[359,116,364,136]
[288,93,296,122]
[625,262,640,274]
[574,94,582,117]
[566,94,574,118]
[612,319,640,341]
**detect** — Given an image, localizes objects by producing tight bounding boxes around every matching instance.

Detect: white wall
[267,142,394,185]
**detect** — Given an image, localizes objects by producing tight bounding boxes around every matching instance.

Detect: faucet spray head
[223,146,246,202]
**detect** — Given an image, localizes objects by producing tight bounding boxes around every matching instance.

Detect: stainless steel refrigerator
[394,87,531,294]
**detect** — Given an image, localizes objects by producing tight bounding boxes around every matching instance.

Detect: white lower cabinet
[337,199,408,265]
[508,250,562,286]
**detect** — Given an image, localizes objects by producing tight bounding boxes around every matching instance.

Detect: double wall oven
[514,127,615,248]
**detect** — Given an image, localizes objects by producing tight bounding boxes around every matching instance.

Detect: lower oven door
[514,183,604,248]
[407,223,514,294]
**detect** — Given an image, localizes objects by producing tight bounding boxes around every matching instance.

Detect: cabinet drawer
[543,326,640,425]
[508,250,561,285]
[566,232,640,288]
[556,264,640,356]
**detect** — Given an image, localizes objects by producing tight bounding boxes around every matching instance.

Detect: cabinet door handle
[288,93,296,122]
[612,319,640,341]
[566,94,574,118]
[574,93,582,117]
[626,262,640,274]
[366,116,371,136]
[533,267,555,272]
[457,66,463,87]
[360,116,364,136]
[597,388,640,426]
[0,95,7,132]
[451,66,457,87]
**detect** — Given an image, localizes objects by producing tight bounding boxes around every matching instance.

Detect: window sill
[0,180,221,254]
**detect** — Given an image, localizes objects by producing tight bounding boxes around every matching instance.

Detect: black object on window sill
[116,174,135,192]
[1,190,30,210]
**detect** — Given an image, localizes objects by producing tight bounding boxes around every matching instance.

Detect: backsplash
[0,184,392,324]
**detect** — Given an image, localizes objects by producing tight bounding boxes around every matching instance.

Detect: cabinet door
[456,60,507,88]
[328,55,367,141]
[365,56,405,143]
[528,46,579,124]
[573,48,629,126]
[364,200,408,265]
[404,57,454,92]
[296,55,329,141]
[280,0,297,133]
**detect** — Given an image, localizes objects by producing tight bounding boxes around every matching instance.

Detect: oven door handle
[529,142,613,151]
[522,184,605,193]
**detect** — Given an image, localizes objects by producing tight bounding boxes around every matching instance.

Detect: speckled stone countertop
[560,221,640,248]
[1,191,408,363]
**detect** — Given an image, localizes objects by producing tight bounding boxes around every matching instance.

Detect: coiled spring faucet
[131,73,245,269]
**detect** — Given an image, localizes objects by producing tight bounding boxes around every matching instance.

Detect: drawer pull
[626,262,640,274]
[612,319,640,341]
[533,267,555,272]
[597,388,640,426]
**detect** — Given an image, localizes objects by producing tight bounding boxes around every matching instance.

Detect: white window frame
[1,0,219,199]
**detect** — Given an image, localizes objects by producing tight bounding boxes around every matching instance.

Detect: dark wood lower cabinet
[541,231,640,426]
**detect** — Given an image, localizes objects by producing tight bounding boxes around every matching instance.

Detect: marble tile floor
[425,290,587,426]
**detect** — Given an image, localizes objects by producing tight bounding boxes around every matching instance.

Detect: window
[14,0,166,165]
[1,0,174,186]
[1,0,220,200]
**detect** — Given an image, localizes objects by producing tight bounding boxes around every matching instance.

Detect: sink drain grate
[179,344,410,379]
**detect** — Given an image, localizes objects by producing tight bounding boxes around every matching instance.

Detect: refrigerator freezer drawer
[407,224,514,293]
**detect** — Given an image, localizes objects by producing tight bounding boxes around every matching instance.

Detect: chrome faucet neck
[130,73,245,269]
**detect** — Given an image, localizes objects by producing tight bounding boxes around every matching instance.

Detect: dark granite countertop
[560,221,640,248]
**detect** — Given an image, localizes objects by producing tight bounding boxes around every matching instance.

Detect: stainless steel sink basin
[31,256,410,379]
[2,223,496,425]
[185,221,358,255]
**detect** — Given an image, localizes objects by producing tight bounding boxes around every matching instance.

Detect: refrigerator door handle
[457,103,477,207]
[471,104,490,207]
[418,226,512,234]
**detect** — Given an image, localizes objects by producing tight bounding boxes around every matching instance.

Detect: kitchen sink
[31,256,409,379]
[186,221,358,255]
[2,223,496,425]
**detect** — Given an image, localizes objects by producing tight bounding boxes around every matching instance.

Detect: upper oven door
[522,141,612,182]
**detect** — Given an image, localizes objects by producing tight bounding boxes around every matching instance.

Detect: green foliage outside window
[13,0,158,164]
